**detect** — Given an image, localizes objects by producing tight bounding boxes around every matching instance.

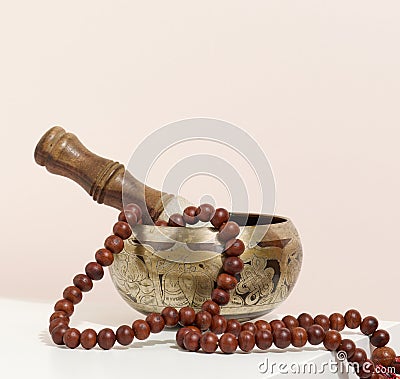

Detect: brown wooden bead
[219,333,238,354]
[308,324,325,345]
[118,210,126,221]
[98,328,116,350]
[216,273,238,291]
[218,221,240,242]
[211,208,230,228]
[297,313,314,330]
[161,306,179,327]
[291,327,308,348]
[176,327,192,349]
[255,329,273,350]
[358,359,375,378]
[371,373,387,379]
[282,315,299,330]
[360,316,379,335]
[323,330,342,351]
[119,210,138,226]
[329,313,345,331]
[125,203,142,220]
[85,262,104,280]
[344,309,362,329]
[226,319,241,337]
[338,338,356,359]
[393,361,400,375]
[73,274,93,292]
[370,329,390,347]
[168,213,186,227]
[273,327,291,349]
[49,311,69,323]
[54,299,74,316]
[178,307,196,326]
[116,325,134,345]
[224,239,245,257]
[371,347,396,367]
[201,300,220,316]
[211,288,230,305]
[255,320,271,332]
[200,331,219,353]
[195,310,212,331]
[49,318,69,333]
[104,235,124,254]
[80,329,97,349]
[63,328,80,349]
[187,325,201,333]
[95,248,114,267]
[146,313,165,333]
[270,319,286,333]
[222,257,244,275]
[241,322,256,334]
[113,221,132,239]
[195,203,215,222]
[51,324,69,345]
[183,330,201,351]
[155,220,168,226]
[63,285,82,305]
[210,315,227,334]
[238,330,255,352]
[314,314,330,332]
[183,206,198,225]
[132,320,151,340]
[349,348,367,366]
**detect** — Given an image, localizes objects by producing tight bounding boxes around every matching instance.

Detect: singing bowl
[109,213,302,320]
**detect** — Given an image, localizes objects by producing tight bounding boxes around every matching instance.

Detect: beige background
[1,1,399,322]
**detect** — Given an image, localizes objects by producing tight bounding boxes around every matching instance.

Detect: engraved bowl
[109,213,302,320]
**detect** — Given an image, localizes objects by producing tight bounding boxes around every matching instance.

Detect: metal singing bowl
[109,213,302,320]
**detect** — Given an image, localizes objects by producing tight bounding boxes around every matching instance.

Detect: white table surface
[1,297,399,379]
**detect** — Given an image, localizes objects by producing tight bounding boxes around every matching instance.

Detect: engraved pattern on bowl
[109,213,302,320]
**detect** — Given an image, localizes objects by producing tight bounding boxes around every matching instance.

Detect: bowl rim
[128,213,292,245]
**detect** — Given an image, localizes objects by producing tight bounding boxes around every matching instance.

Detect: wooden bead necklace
[49,203,399,379]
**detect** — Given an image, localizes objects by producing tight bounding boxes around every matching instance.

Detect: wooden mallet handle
[34,126,172,223]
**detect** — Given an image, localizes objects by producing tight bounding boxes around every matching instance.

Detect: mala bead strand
[47,202,399,373]
[49,206,142,348]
